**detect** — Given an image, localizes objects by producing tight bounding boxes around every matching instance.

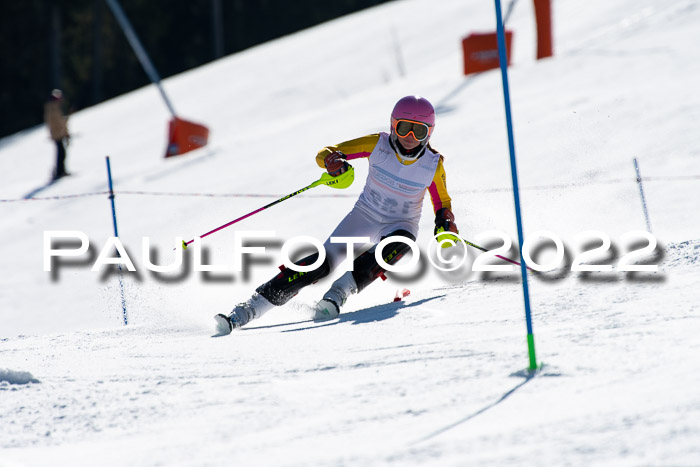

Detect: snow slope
[1,0,700,465]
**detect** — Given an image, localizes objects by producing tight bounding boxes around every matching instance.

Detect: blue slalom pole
[105,156,128,325]
[494,0,537,370]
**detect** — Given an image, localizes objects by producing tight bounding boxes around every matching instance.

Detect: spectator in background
[44,89,70,180]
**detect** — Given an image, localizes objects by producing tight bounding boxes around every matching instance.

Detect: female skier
[215,95,459,334]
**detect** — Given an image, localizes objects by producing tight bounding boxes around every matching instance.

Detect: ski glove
[434,208,459,234]
[434,208,461,248]
[324,151,350,177]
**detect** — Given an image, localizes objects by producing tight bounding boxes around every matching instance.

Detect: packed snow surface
[1,0,699,465]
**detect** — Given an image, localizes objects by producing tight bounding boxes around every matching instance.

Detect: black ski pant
[256,229,416,306]
[54,139,67,178]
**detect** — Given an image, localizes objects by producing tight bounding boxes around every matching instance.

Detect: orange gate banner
[462,31,513,75]
[165,117,209,158]
[533,0,553,59]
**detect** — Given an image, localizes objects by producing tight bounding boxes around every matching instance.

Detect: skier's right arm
[315,134,380,168]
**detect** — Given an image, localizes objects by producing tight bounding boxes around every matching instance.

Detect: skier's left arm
[428,158,460,245]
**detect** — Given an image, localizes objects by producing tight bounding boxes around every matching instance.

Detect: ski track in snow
[1,241,699,465]
[2,0,700,465]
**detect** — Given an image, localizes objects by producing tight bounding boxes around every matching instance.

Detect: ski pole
[182,167,355,249]
[462,238,535,272]
[434,228,532,271]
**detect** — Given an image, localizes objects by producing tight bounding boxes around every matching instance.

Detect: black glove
[434,207,459,236]
[324,151,349,177]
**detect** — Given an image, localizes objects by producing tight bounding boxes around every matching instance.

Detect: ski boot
[214,311,244,335]
[214,293,274,335]
[313,271,357,321]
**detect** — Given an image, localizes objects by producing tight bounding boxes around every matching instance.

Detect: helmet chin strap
[390,134,427,163]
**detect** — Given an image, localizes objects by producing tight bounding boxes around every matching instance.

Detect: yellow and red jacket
[316,133,452,221]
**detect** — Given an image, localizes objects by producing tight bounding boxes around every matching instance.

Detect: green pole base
[527,333,537,370]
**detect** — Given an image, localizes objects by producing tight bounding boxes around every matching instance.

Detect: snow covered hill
[1,0,699,465]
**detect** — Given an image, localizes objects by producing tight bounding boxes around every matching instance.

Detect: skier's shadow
[245,295,446,333]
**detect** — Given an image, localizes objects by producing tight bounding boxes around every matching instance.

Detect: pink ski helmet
[391,95,436,127]
[390,96,435,158]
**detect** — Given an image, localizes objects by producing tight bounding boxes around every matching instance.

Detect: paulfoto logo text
[43,229,661,278]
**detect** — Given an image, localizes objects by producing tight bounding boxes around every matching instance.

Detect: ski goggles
[393,119,432,141]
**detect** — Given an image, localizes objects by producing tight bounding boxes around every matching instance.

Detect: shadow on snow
[243,294,447,333]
